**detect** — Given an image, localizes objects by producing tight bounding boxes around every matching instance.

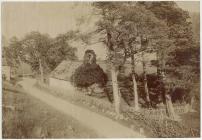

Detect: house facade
[2,56,11,81]
[2,66,11,81]
[49,60,109,91]
[49,57,157,90]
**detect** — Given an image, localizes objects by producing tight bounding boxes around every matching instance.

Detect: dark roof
[51,60,109,81]
[51,59,157,81]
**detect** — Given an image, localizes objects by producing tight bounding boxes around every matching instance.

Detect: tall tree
[93,2,169,112]
[113,3,168,110]
[93,2,125,114]
[21,32,52,82]
[4,37,23,67]
[141,43,150,106]
[139,1,198,118]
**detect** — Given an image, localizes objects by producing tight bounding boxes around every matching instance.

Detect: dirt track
[19,78,145,138]
[2,82,98,138]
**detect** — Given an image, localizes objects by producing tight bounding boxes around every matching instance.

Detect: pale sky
[2,1,200,60]
[176,1,200,13]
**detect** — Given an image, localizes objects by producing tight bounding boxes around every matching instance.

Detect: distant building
[49,60,109,90]
[2,66,11,81]
[2,58,32,81]
[2,57,11,81]
[49,55,157,90]
[16,62,33,77]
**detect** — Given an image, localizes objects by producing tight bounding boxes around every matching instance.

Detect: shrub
[71,49,108,88]
[71,63,108,88]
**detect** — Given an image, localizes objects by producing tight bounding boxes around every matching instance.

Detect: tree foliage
[46,31,78,70]
[93,2,169,64]
[139,2,199,88]
[5,31,79,76]
[3,37,24,67]
[21,32,52,73]
[138,2,199,103]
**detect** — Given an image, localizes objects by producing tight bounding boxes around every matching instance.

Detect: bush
[137,73,192,105]
[71,63,108,88]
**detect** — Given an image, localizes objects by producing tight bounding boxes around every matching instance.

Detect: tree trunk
[161,50,177,120]
[189,96,196,112]
[39,58,44,83]
[131,54,139,111]
[164,89,177,120]
[190,96,195,109]
[142,52,150,106]
[18,56,24,80]
[111,64,121,114]
[156,50,161,76]
[156,50,166,103]
[106,29,121,114]
[165,94,177,120]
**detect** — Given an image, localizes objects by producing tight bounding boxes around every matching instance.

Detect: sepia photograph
[1,1,200,138]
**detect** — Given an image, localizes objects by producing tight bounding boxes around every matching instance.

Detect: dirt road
[19,78,145,138]
[2,82,97,138]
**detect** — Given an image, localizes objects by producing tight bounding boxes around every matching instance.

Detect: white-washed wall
[2,66,11,81]
[49,77,74,91]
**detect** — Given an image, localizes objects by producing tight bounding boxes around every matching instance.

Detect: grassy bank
[35,82,200,138]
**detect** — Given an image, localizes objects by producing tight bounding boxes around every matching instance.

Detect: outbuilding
[49,60,109,91]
